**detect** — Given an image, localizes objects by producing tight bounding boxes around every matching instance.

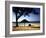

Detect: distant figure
[29,24,31,26]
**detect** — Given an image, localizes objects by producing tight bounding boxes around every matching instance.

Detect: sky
[12,8,40,22]
[12,12,40,22]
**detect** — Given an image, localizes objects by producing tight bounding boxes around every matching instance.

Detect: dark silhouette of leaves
[12,7,40,27]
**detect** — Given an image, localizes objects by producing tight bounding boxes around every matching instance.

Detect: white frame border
[10,4,43,34]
